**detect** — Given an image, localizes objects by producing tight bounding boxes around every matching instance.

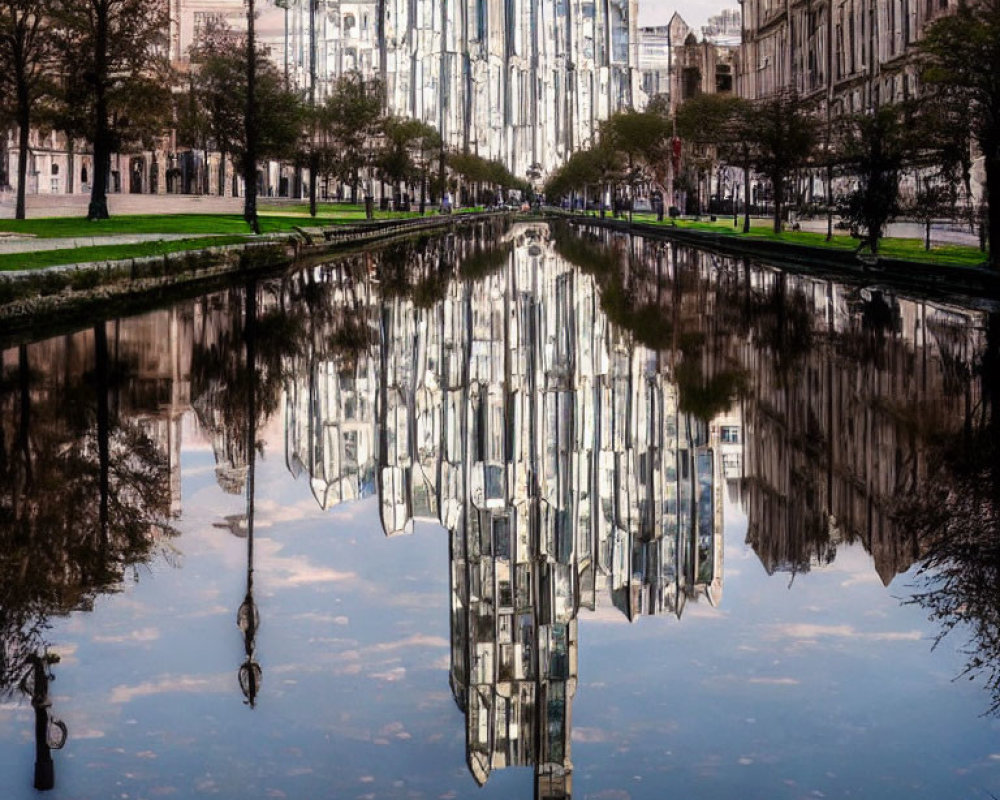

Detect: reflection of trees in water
[0,328,176,695]
[552,224,748,420]
[377,222,514,310]
[902,312,1000,714]
[189,282,304,493]
[553,224,991,590]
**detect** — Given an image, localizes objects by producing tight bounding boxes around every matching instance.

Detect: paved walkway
[794,218,980,247]
[0,232,228,255]
[0,192,247,219]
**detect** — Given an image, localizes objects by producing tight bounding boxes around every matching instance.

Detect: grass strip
[0,235,251,272]
[0,212,401,238]
[618,213,988,267]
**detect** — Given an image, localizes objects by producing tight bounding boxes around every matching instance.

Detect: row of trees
[0,1,529,228]
[0,0,173,221]
[545,3,1000,268]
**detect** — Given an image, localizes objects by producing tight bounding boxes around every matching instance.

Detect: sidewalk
[0,192,246,219]
[793,217,980,247]
[0,232,226,254]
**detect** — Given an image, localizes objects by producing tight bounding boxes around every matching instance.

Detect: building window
[51,163,59,175]
[716,64,732,93]
[682,66,701,99]
[720,426,740,444]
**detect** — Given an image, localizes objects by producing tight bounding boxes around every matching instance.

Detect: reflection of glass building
[283,223,727,792]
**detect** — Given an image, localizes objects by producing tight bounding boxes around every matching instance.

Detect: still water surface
[1,221,998,799]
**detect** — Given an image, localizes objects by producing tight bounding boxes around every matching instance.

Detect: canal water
[1,220,998,799]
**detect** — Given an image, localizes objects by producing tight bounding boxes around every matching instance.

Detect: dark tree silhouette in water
[901,312,1000,714]
[0,331,177,696]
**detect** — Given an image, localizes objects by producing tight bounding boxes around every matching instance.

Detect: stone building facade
[737,0,960,111]
[1,0,251,202]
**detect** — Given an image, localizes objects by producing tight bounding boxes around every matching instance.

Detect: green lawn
[0,235,251,272]
[0,210,426,239]
[619,213,989,268]
[258,201,427,220]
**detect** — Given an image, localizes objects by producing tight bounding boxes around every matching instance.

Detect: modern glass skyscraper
[283,0,641,180]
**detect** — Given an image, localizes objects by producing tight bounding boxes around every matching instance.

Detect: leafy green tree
[318,71,384,217]
[446,151,526,206]
[601,110,671,220]
[835,104,915,256]
[50,0,173,220]
[376,116,427,207]
[544,147,601,206]
[411,122,442,213]
[746,91,817,233]
[0,0,55,220]
[919,0,1000,269]
[675,94,748,216]
[184,22,305,215]
[910,181,952,252]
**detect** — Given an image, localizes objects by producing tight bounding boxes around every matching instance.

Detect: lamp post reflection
[237,281,261,708]
[20,652,67,791]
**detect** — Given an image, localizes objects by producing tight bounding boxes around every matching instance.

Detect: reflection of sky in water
[1,408,997,800]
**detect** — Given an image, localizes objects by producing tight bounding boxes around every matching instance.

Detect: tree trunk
[986,149,1000,271]
[309,152,318,216]
[743,160,751,234]
[15,105,29,220]
[308,0,317,217]
[772,173,783,234]
[94,322,110,546]
[67,138,75,194]
[244,0,260,233]
[88,7,110,220]
[826,163,833,241]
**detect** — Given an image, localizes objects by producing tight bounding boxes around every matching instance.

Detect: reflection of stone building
[739,275,985,583]
[2,1,245,200]
[613,229,987,584]
[284,0,641,179]
[282,222,727,792]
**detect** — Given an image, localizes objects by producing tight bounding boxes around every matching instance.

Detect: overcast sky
[258,1,735,42]
[638,0,732,32]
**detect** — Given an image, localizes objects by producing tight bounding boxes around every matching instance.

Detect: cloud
[257,535,358,587]
[572,727,614,744]
[370,667,407,682]
[748,677,801,686]
[93,627,161,644]
[367,634,448,653]
[110,673,231,704]
[292,613,350,625]
[71,728,106,740]
[766,623,923,643]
